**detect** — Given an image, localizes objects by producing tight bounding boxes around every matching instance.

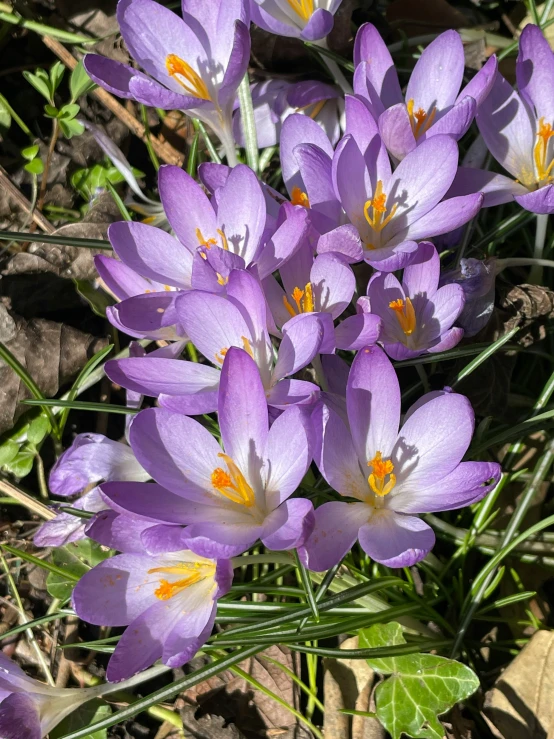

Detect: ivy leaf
[359,623,480,739]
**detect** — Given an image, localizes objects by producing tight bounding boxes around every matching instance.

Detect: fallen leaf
[484,630,554,738]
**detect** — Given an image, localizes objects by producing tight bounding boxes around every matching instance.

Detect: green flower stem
[529,213,550,284]
[0,8,94,44]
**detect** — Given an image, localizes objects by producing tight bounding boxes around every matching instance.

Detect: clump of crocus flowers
[22,0,554,726]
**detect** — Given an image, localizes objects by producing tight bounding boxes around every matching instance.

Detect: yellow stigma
[367,451,396,497]
[211,453,256,507]
[406,98,437,138]
[285,0,314,22]
[363,180,397,242]
[533,117,554,184]
[215,337,253,365]
[196,228,229,251]
[283,282,315,317]
[148,562,214,601]
[291,185,310,208]
[389,297,417,336]
[166,54,211,100]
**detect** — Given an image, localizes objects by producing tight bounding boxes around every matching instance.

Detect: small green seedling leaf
[59,117,85,139]
[0,99,11,132]
[359,623,480,739]
[44,103,59,118]
[24,158,44,176]
[21,144,40,161]
[0,439,20,467]
[3,446,35,478]
[70,61,96,102]
[74,279,116,317]
[46,545,90,601]
[27,414,51,445]
[59,103,80,120]
[49,61,65,95]
[23,71,52,102]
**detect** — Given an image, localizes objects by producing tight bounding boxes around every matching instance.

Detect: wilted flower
[101,347,315,559]
[439,257,496,337]
[301,346,501,570]
[354,24,497,161]
[74,542,232,681]
[84,0,250,164]
[250,0,341,41]
[365,242,465,359]
[106,269,325,413]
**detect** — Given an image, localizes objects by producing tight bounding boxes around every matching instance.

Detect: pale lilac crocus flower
[365,241,465,359]
[0,652,169,736]
[354,24,497,161]
[332,131,484,271]
[233,79,341,149]
[106,269,324,413]
[101,347,315,559]
[74,541,232,681]
[84,0,250,165]
[455,24,554,214]
[301,345,502,570]
[250,0,340,41]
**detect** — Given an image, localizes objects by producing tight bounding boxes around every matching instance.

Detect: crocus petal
[406,29,464,112]
[181,522,260,556]
[95,254,155,300]
[358,512,435,567]
[301,501,368,571]
[476,73,535,182]
[219,347,268,487]
[427,326,464,353]
[365,241,420,273]
[421,96,476,141]
[176,290,251,367]
[517,24,554,123]
[391,461,501,513]
[129,75,208,109]
[0,693,41,739]
[217,165,266,264]
[159,391,219,416]
[100,481,198,524]
[353,23,402,111]
[394,393,474,488]
[255,203,311,279]
[158,165,217,252]
[402,241,440,297]
[311,253,356,318]
[335,313,382,351]
[292,144,340,228]
[515,184,554,214]
[272,313,325,381]
[458,54,498,107]
[106,357,220,398]
[108,221,193,289]
[261,498,314,549]
[378,103,416,160]
[317,224,363,263]
[112,293,185,340]
[218,20,251,107]
[83,55,149,99]
[34,488,106,547]
[447,167,527,207]
[281,113,334,195]
[264,406,312,508]
[391,193,484,246]
[162,599,216,668]
[73,553,161,626]
[300,8,334,41]
[249,1,298,37]
[85,510,158,552]
[129,407,223,496]
[426,283,465,336]
[266,379,320,408]
[332,135,371,228]
[321,354,350,396]
[347,345,400,463]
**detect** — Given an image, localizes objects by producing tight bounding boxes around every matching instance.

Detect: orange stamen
[211,453,255,507]
[389,297,416,336]
[148,562,213,601]
[285,0,314,21]
[291,186,310,208]
[534,117,554,184]
[283,282,315,317]
[166,54,211,100]
[367,451,396,497]
[364,180,398,236]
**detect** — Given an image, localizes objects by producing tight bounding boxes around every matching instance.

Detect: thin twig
[0,478,55,520]
[36,118,60,214]
[0,165,54,234]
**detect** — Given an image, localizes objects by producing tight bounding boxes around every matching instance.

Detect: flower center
[533,117,554,185]
[291,186,310,208]
[211,453,256,507]
[363,180,397,249]
[215,336,253,365]
[286,0,314,21]
[166,54,211,101]
[389,297,416,336]
[283,282,315,317]
[367,451,396,497]
[406,99,437,138]
[148,561,215,601]
[196,228,229,251]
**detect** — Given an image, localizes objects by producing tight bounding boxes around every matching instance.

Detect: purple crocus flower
[453,24,554,214]
[354,24,497,161]
[100,347,315,559]
[332,129,484,271]
[364,242,465,359]
[233,79,341,149]
[250,0,340,41]
[84,0,250,164]
[263,241,382,351]
[74,541,232,681]
[301,346,502,570]
[106,269,324,413]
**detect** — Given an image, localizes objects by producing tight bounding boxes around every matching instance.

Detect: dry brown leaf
[484,630,554,738]
[183,645,312,739]
[323,636,385,739]
[2,193,117,281]
[0,303,107,434]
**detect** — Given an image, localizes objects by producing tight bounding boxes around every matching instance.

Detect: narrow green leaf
[360,623,479,739]
[23,399,139,415]
[0,230,111,249]
[1,544,81,581]
[70,61,96,102]
[237,73,259,173]
[451,325,520,387]
[23,71,51,101]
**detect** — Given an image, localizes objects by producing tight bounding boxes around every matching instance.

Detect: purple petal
[317,224,363,263]
[217,165,266,265]
[427,326,464,353]
[447,167,527,207]
[406,30,464,112]
[335,313,382,351]
[301,501,367,571]
[108,221,193,289]
[95,255,154,301]
[292,144,340,228]
[0,693,41,739]
[181,521,260,555]
[100,481,197,524]
[106,356,220,398]
[264,406,312,507]
[266,379,320,408]
[261,498,314,549]
[311,253,355,318]
[281,113,334,195]
[218,20,251,107]
[162,600,215,668]
[353,23,402,111]
[347,345,400,463]
[517,24,554,123]
[358,512,435,567]
[458,54,498,107]
[300,8,334,41]
[273,313,326,380]
[402,241,439,297]
[141,524,187,554]
[83,55,148,99]
[86,510,157,552]
[393,193,484,246]
[35,488,106,547]
[111,293,185,340]
[255,203,310,279]
[219,347,269,486]
[365,240,420,272]
[180,531,248,559]
[321,355,350,396]
[159,390,219,415]
[249,1,298,38]
[422,96,476,141]
[129,75,208,109]
[378,103,416,160]
[515,184,554,214]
